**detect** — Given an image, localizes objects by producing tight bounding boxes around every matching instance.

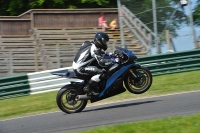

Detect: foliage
[0,0,190,39]
[193,0,200,26]
[121,0,188,37]
[0,0,117,16]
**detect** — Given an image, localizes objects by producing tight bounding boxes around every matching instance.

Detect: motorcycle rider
[72,32,119,95]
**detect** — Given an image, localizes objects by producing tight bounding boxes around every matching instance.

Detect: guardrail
[0,48,200,100]
[27,67,79,95]
[0,74,30,99]
[0,67,79,100]
[139,48,200,76]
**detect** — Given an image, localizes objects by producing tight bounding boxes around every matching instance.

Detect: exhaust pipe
[76,95,91,100]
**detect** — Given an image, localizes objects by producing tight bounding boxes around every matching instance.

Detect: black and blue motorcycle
[51,47,152,114]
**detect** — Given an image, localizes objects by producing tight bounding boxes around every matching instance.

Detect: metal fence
[118,0,200,54]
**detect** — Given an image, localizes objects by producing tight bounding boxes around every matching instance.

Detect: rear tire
[124,66,152,94]
[56,87,87,114]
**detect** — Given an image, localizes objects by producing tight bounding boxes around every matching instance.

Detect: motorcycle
[51,47,152,114]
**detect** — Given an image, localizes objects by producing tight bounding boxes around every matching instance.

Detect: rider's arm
[95,49,113,67]
[91,45,113,67]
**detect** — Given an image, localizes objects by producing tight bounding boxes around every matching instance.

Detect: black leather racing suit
[72,41,113,82]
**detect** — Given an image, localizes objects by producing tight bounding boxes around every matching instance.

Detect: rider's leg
[83,74,101,95]
[75,66,102,95]
[82,66,102,95]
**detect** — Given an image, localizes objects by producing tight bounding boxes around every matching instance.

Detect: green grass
[0,70,200,120]
[75,113,200,133]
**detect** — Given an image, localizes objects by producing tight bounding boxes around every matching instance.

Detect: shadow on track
[83,100,162,113]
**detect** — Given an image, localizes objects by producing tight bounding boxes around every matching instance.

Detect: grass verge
[75,113,200,133]
[0,70,200,120]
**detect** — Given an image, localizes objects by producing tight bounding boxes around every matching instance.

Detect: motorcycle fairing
[99,63,135,97]
[51,69,75,78]
[90,79,125,103]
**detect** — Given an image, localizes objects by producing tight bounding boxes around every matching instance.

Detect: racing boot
[83,80,99,95]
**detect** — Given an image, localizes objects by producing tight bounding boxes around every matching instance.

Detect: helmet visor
[102,38,108,45]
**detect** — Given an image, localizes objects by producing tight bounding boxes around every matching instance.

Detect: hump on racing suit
[72,41,112,71]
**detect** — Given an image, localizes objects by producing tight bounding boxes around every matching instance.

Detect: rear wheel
[124,66,152,94]
[56,87,87,113]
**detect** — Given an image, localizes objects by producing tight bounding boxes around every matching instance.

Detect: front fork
[129,66,141,83]
[129,69,138,78]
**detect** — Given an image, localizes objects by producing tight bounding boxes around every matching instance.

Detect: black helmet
[94,32,109,51]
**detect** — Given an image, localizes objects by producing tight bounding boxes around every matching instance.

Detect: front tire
[124,66,152,94]
[56,87,87,114]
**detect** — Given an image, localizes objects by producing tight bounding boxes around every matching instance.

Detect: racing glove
[105,52,113,57]
[111,58,120,63]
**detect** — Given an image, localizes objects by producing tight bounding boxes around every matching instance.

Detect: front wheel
[56,86,87,114]
[124,66,152,94]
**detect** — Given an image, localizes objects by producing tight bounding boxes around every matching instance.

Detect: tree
[121,0,188,37]
[193,0,200,26]
[0,0,11,16]
[0,0,117,16]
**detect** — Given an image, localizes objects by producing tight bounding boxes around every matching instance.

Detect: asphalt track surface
[1,91,200,133]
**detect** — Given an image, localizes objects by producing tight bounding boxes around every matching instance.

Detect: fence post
[117,0,125,48]
[166,30,171,51]
[188,0,198,48]
[56,44,61,68]
[34,46,39,72]
[9,51,13,75]
[43,49,48,70]
[152,0,161,54]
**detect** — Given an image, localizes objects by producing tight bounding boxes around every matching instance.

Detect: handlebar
[112,50,125,64]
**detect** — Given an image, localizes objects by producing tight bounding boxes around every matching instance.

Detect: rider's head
[94,32,109,51]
